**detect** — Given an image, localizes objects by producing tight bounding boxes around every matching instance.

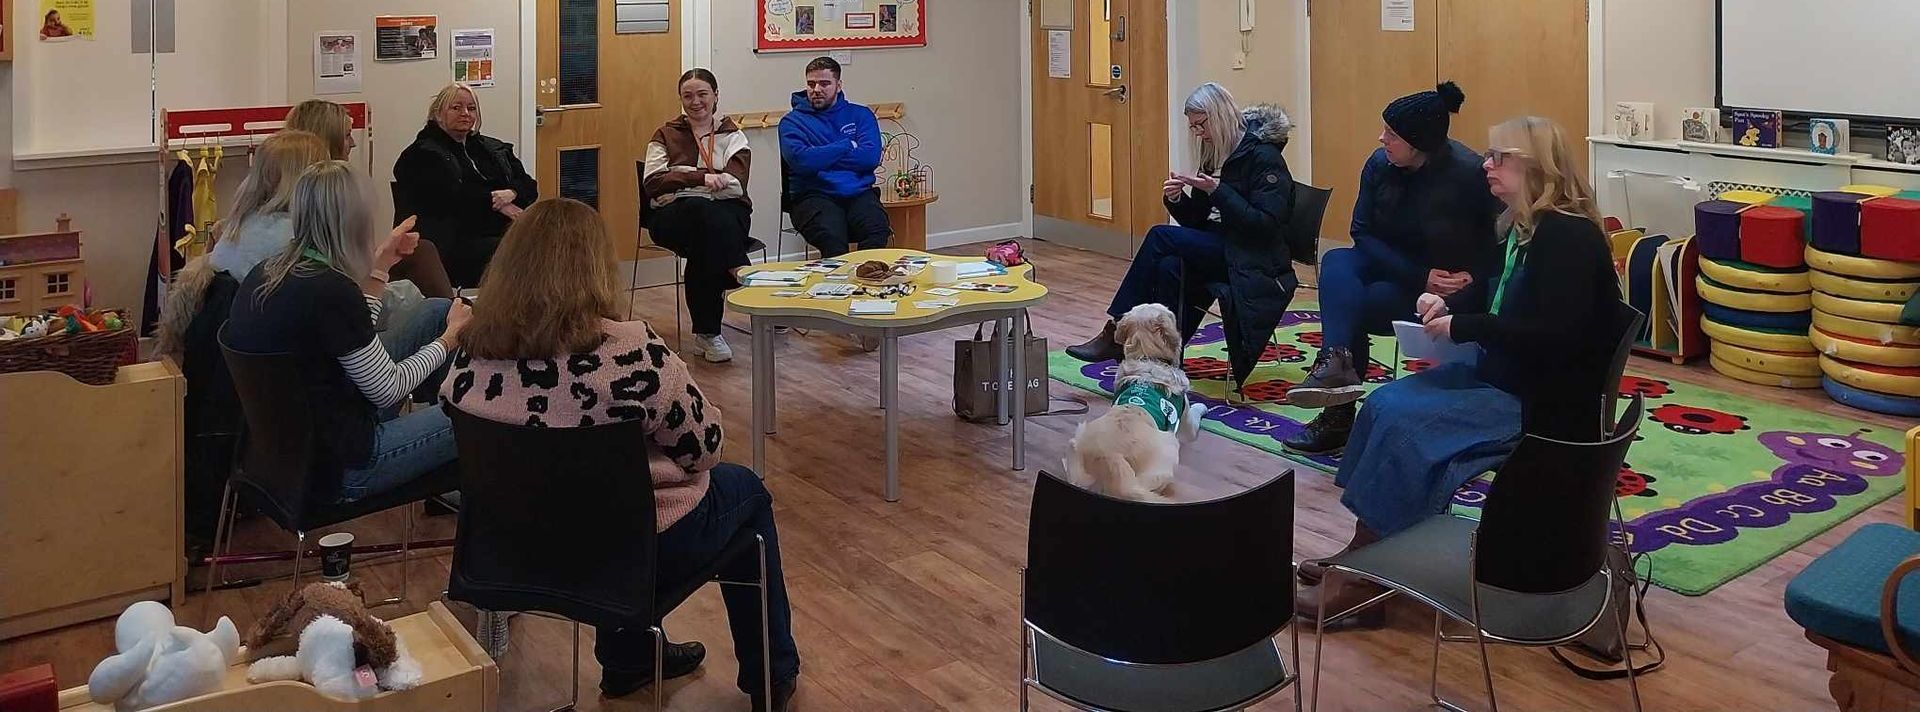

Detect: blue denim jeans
[340,298,454,502]
[1107,224,1229,329]
[595,464,801,694]
[1316,247,1419,360]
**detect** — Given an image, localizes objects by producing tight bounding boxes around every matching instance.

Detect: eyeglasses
[1187,115,1208,134]
[1482,148,1527,167]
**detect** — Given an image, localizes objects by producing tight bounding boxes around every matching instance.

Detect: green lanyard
[1489,227,1527,315]
[301,247,332,266]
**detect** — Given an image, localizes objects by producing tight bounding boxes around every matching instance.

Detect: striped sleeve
[364,293,383,322]
[336,337,448,409]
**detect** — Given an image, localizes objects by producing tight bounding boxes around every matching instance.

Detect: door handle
[1102,85,1129,103]
[1113,15,1127,41]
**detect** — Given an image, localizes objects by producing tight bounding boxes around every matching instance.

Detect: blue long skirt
[1333,360,1522,536]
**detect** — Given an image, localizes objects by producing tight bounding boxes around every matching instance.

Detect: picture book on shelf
[1612,102,1654,141]
[1679,107,1720,143]
[1730,109,1783,148]
[1887,125,1920,165]
[1808,118,1851,156]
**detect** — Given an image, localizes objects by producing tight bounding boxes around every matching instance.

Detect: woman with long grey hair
[1067,82,1301,378]
[224,161,472,502]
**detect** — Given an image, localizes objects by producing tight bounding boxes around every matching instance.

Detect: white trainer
[692,333,734,363]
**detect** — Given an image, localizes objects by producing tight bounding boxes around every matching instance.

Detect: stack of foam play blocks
[1693,189,1820,388]
[1807,185,1920,416]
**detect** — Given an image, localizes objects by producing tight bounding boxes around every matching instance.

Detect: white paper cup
[931,262,960,284]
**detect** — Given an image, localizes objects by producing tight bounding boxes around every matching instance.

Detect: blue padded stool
[1787,523,1920,656]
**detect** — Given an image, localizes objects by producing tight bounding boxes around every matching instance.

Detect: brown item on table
[855,260,892,281]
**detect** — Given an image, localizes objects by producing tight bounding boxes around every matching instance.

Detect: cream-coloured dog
[1064,303,1207,502]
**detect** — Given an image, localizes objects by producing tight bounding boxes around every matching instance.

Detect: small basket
[0,328,139,386]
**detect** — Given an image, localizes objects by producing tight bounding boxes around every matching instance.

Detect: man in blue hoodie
[780,56,890,258]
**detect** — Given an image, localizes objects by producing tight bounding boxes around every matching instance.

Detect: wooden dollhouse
[0,215,86,317]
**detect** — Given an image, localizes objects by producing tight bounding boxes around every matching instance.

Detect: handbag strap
[1549,547,1667,680]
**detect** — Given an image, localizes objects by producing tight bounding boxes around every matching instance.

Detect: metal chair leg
[373,507,414,607]
[204,481,237,593]
[650,625,666,711]
[1290,569,1304,712]
[290,531,307,593]
[758,535,774,703]
[1471,623,1498,712]
[1019,569,1031,712]
[1430,611,1445,706]
[1310,569,1332,712]
[675,258,687,350]
[1617,578,1645,712]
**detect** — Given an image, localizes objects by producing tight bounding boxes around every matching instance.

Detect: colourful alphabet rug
[1047,305,1908,596]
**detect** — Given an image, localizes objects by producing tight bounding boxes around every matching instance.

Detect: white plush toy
[87,601,240,711]
[243,582,422,701]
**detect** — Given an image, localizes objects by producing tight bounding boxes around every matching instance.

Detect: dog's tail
[1086,452,1172,503]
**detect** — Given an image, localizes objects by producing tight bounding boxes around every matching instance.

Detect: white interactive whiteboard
[1718,0,1920,122]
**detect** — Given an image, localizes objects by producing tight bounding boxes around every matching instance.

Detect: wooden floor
[5,240,1908,711]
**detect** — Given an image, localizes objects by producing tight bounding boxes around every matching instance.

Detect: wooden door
[535,0,683,260]
[1031,0,1167,259]
[1308,0,1439,248]
[1439,0,1587,170]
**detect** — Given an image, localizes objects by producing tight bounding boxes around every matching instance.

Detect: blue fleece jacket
[778,91,883,199]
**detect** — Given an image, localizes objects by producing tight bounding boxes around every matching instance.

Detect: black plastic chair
[444,408,771,711]
[1603,301,1649,436]
[1178,181,1333,394]
[1309,393,1648,712]
[634,161,768,347]
[210,329,458,603]
[1289,182,1334,286]
[774,166,811,261]
[390,180,414,228]
[1022,470,1301,712]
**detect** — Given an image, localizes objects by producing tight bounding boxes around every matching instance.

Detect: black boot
[751,675,799,712]
[1282,402,1355,455]
[599,640,708,698]
[1066,320,1125,363]
[1287,348,1365,409]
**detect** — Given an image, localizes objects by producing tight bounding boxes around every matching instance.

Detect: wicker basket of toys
[0,309,137,386]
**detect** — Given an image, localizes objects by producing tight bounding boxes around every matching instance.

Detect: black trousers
[648,198,753,335]
[790,189,891,258]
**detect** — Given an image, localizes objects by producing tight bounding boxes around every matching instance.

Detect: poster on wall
[757,0,925,53]
[375,14,437,61]
[451,28,495,88]
[314,32,362,95]
[1380,0,1413,32]
[37,0,93,41]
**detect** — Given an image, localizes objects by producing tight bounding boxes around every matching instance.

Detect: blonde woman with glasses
[1296,116,1622,625]
[225,162,472,502]
[1067,82,1300,377]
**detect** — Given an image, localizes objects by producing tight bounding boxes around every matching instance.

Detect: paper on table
[953,261,1006,278]
[850,300,897,315]
[745,270,809,285]
[1392,320,1480,363]
[914,299,959,309]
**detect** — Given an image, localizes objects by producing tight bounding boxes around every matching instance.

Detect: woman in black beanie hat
[1283,81,1504,456]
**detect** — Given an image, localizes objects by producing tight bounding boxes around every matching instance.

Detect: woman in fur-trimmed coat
[1067,83,1300,386]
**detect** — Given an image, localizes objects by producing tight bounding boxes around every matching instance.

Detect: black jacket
[1450,210,1621,440]
[1165,104,1300,385]
[1350,140,1505,311]
[392,121,537,286]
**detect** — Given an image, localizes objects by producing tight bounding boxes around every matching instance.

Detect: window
[0,277,16,302]
[558,0,600,105]
[45,272,71,296]
[558,147,601,210]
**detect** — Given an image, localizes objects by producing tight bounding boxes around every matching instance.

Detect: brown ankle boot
[1294,576,1389,630]
[1066,320,1125,363]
